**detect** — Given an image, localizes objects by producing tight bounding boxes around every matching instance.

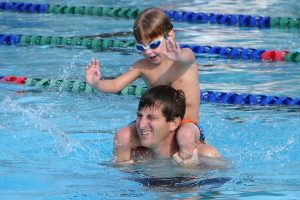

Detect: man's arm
[113,140,134,164]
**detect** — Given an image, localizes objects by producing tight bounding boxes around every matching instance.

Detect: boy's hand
[163,37,184,62]
[173,148,199,167]
[85,59,101,87]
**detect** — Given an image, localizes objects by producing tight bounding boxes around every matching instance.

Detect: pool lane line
[1,34,300,62]
[0,2,300,29]
[1,75,299,106]
[0,34,136,49]
[77,31,133,39]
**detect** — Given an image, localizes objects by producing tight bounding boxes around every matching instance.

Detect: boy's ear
[169,117,181,132]
[167,30,175,38]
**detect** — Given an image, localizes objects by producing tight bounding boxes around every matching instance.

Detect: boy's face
[136,104,172,148]
[136,35,167,64]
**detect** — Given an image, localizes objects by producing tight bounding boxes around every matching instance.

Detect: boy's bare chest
[144,65,185,86]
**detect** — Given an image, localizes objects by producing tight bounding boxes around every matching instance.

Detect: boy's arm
[86,60,141,93]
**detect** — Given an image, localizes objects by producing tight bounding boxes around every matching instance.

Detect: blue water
[1,0,300,199]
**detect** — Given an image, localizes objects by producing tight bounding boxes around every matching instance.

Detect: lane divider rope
[1,75,299,106]
[0,2,299,29]
[1,34,300,62]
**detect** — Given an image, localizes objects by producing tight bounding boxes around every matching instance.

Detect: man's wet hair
[138,85,186,122]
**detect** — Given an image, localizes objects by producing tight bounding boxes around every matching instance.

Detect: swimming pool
[1,0,300,199]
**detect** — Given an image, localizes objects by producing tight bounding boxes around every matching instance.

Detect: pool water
[1,0,300,199]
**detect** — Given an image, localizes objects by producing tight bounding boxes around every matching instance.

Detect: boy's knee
[176,126,198,147]
[114,127,131,147]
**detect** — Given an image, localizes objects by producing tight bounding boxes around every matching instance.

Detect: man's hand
[115,159,134,165]
[173,148,199,167]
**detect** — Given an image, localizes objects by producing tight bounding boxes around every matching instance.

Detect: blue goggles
[135,36,165,52]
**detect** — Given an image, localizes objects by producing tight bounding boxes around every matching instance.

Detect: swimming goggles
[135,36,165,51]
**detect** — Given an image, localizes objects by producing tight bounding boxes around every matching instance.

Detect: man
[113,85,220,167]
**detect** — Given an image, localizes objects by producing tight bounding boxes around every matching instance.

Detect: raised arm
[85,59,141,93]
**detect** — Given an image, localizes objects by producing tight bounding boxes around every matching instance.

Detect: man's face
[136,105,171,148]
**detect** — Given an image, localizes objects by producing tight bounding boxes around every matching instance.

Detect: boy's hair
[138,85,186,122]
[133,7,173,44]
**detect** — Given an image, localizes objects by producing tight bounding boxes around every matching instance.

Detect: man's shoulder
[197,142,220,158]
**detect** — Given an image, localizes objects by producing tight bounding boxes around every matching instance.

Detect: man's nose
[138,116,148,128]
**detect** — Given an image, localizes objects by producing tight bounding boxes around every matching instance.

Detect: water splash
[59,50,90,80]
[0,96,82,157]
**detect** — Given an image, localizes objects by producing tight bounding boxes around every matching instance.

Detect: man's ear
[169,117,181,132]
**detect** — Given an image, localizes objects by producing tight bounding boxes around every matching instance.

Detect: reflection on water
[135,176,231,192]
[112,158,231,192]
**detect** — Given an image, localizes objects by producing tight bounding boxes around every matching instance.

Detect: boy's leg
[113,124,139,163]
[175,123,200,160]
[176,124,220,161]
